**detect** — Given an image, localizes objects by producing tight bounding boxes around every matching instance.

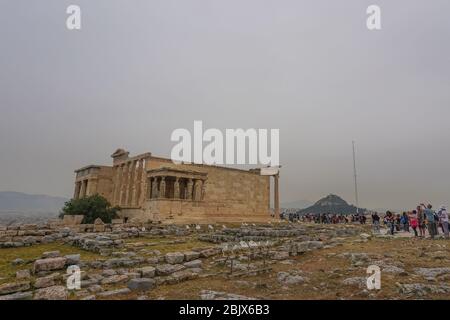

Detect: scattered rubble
[1,220,449,300]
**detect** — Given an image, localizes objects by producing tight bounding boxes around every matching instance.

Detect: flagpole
[352,141,359,214]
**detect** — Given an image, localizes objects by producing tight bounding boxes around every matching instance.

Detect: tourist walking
[385,211,395,235]
[400,212,409,232]
[395,214,401,232]
[409,210,418,237]
[438,205,449,239]
[421,204,437,239]
[417,206,426,237]
[372,212,380,233]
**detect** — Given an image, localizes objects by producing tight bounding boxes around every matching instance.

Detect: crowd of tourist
[371,203,449,239]
[284,203,449,240]
[298,213,367,224]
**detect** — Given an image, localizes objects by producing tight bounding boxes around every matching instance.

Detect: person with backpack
[400,212,409,232]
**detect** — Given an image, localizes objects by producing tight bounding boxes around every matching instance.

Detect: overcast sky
[1,0,449,210]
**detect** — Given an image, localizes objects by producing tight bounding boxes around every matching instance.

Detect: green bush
[59,194,120,224]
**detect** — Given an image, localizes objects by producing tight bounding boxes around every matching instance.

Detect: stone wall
[0,224,71,248]
[62,215,84,225]
[135,157,271,223]
[0,221,149,249]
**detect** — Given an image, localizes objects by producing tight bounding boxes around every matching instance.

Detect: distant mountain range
[0,191,68,213]
[0,191,69,224]
[296,194,366,215]
[281,200,313,210]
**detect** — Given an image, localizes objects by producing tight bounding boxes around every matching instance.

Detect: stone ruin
[0,218,370,300]
[62,215,84,226]
[0,217,151,249]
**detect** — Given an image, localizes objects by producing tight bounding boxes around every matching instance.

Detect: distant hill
[297,194,366,215]
[0,191,68,213]
[281,199,313,210]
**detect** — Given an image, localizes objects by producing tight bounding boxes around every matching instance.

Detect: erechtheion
[73,149,279,223]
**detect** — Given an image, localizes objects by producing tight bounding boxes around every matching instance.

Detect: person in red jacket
[409,210,419,237]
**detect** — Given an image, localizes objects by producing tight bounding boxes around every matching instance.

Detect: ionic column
[147,177,151,199]
[79,180,87,198]
[174,177,180,198]
[134,159,144,206]
[128,160,136,206]
[192,180,197,201]
[159,177,166,198]
[151,177,157,198]
[274,174,280,218]
[199,180,204,200]
[122,162,130,205]
[193,179,202,201]
[84,180,90,196]
[140,161,148,204]
[112,167,117,203]
[119,163,128,205]
[186,179,193,200]
[115,165,124,205]
[74,182,81,199]
[125,162,134,205]
[201,180,206,200]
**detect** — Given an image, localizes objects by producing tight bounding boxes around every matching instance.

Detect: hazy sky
[1,0,449,210]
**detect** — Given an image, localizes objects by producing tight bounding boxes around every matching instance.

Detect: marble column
[125,161,134,205]
[127,160,136,206]
[139,160,147,204]
[159,177,166,198]
[112,166,119,204]
[79,180,87,198]
[74,182,81,199]
[115,165,124,205]
[201,180,206,200]
[174,177,180,198]
[274,174,280,218]
[119,163,128,205]
[186,179,193,200]
[151,177,158,199]
[134,159,143,206]
[192,180,197,201]
[193,179,202,201]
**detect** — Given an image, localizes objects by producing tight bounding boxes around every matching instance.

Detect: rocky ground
[1,222,450,300]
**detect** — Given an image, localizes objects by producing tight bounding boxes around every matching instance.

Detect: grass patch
[124,234,213,255]
[0,242,102,284]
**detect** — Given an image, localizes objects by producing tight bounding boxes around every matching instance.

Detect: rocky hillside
[297,194,366,215]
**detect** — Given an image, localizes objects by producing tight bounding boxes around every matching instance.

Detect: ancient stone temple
[73,149,280,224]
